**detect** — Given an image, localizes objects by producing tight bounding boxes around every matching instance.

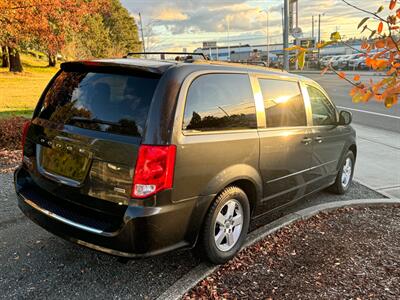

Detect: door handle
[314,137,323,144]
[301,137,312,145]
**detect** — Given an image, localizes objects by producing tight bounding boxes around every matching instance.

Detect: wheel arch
[221,179,258,217]
[349,144,357,160]
[201,164,263,215]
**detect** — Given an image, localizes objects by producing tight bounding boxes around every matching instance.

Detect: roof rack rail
[124,52,209,61]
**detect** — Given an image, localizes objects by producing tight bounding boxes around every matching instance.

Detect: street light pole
[283,0,289,71]
[317,13,323,66]
[312,15,314,40]
[318,14,321,45]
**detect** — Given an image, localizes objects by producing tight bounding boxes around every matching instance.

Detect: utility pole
[139,13,146,54]
[317,14,322,65]
[312,15,314,40]
[283,0,289,71]
[267,11,270,67]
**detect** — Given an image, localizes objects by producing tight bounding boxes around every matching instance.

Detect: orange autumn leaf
[361,41,370,49]
[376,59,389,69]
[349,87,359,97]
[375,39,386,48]
[387,67,397,75]
[353,75,361,81]
[338,72,346,79]
[397,8,400,18]
[362,91,373,102]
[365,56,374,67]
[386,38,398,49]
[390,0,397,10]
[352,93,363,103]
[385,95,397,108]
[378,22,384,33]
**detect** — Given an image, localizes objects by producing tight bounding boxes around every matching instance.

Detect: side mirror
[339,110,352,125]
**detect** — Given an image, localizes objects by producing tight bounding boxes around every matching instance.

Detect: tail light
[21,121,31,159]
[131,145,176,198]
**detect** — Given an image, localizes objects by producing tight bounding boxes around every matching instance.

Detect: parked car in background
[15,54,357,264]
[320,56,332,67]
[330,55,347,68]
[358,57,369,70]
[337,55,352,70]
[347,53,364,70]
[339,54,364,70]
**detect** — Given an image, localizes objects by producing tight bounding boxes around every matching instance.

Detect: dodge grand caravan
[15,55,356,264]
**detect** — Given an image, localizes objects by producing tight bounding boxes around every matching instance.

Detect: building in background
[194,39,363,67]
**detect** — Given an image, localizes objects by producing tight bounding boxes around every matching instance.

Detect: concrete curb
[157,198,400,300]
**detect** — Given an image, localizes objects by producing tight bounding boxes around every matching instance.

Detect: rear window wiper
[69,116,121,127]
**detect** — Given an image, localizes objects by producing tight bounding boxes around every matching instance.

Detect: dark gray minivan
[15,55,356,263]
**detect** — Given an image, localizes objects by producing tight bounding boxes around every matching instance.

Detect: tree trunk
[48,53,56,67]
[1,46,9,68]
[8,47,23,72]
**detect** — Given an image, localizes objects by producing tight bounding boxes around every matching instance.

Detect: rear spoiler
[60,61,167,76]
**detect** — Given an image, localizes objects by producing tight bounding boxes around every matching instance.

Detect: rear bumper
[15,167,205,258]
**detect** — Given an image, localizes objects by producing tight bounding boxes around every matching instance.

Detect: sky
[120,0,391,51]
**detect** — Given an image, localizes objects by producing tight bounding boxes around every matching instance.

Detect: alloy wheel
[213,199,244,252]
[341,157,353,188]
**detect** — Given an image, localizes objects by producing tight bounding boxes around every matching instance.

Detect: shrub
[0,117,29,150]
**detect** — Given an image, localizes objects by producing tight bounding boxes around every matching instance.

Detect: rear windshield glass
[36,71,159,137]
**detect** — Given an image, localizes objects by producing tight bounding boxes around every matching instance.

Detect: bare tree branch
[341,0,386,22]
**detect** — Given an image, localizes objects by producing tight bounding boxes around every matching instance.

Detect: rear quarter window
[36,71,159,137]
[182,73,257,132]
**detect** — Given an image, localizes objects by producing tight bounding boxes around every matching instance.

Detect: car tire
[329,151,355,194]
[195,186,250,264]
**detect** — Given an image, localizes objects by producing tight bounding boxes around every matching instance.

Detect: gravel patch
[0,172,25,228]
[185,206,400,299]
[251,181,386,230]
[0,149,21,174]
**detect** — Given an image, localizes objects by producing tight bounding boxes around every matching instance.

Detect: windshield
[36,71,159,137]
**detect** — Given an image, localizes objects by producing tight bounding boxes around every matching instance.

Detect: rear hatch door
[26,62,161,210]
